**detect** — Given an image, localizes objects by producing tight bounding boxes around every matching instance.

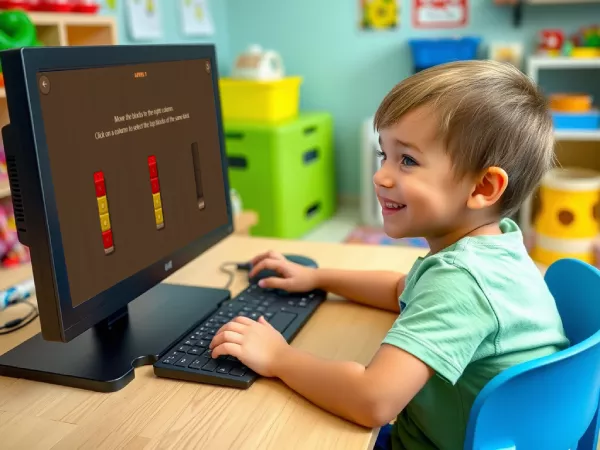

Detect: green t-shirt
[383,218,569,450]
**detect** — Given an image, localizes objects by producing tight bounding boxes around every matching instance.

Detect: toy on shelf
[0,0,100,13]
[537,29,564,56]
[538,25,600,58]
[549,93,600,131]
[0,9,42,75]
[531,168,600,268]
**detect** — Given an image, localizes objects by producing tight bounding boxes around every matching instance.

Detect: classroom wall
[101,0,232,74]
[225,0,600,197]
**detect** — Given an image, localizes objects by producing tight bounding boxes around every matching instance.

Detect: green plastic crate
[224,112,335,238]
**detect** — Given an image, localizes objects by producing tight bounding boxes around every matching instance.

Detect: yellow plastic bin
[219,76,302,122]
[531,167,600,266]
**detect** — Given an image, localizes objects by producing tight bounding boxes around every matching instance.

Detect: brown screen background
[37,59,228,307]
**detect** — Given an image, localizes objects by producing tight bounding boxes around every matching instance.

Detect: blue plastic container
[552,110,600,130]
[408,37,481,71]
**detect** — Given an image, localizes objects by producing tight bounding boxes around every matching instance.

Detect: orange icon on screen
[94,171,114,254]
[148,156,164,230]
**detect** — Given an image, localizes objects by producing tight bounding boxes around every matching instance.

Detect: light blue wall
[225,0,600,196]
[101,0,231,73]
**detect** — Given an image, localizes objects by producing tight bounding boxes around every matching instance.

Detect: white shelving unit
[520,56,600,237]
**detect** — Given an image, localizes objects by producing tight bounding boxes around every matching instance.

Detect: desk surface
[0,235,426,450]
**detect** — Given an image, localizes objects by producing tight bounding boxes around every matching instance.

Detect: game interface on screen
[37,59,229,307]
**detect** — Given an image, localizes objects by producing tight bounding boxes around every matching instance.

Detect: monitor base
[0,283,229,392]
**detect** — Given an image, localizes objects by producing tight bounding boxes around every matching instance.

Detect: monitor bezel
[3,44,233,342]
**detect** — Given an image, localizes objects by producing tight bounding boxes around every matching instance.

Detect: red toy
[539,29,565,53]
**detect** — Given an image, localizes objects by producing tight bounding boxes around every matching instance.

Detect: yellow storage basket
[219,76,302,122]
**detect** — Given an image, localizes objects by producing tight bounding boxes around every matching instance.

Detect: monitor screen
[36,58,229,308]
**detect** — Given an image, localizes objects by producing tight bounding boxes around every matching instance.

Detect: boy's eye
[376,150,386,160]
[401,155,418,166]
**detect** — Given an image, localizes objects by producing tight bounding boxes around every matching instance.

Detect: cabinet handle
[303,126,317,135]
[227,156,248,169]
[303,148,319,165]
[225,132,245,140]
[306,201,321,218]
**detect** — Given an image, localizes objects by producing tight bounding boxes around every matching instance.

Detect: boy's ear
[467,166,508,210]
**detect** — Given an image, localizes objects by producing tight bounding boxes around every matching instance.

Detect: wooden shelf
[0,11,117,201]
[555,130,600,141]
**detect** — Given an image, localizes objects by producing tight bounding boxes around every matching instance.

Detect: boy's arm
[248,252,405,313]
[272,342,433,427]
[316,269,406,313]
[210,317,433,428]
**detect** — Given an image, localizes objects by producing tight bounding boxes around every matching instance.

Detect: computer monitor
[0,44,235,392]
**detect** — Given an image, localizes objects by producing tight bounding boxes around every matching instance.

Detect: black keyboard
[153,283,326,388]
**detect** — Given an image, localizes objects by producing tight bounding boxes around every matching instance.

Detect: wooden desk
[0,236,426,450]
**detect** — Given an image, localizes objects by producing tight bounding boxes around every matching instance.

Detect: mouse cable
[219,261,252,290]
[0,301,39,335]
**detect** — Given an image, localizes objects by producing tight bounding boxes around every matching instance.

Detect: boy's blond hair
[374,60,554,218]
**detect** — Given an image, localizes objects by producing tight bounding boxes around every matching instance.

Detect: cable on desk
[0,301,39,335]
[219,261,252,290]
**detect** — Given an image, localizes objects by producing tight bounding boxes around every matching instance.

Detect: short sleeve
[382,260,496,384]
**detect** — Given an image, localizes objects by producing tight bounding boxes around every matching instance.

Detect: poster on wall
[412,0,468,28]
[180,0,215,37]
[360,0,399,31]
[125,0,163,41]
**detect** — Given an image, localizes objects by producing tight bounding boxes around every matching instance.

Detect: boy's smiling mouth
[378,196,406,215]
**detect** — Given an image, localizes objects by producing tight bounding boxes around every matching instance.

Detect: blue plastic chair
[464,258,600,450]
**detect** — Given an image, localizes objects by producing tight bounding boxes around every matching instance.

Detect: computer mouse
[248,253,318,285]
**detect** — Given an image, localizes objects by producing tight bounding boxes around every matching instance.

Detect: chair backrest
[464,258,600,450]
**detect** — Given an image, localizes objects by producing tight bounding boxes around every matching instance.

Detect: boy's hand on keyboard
[209,315,288,377]
[249,251,317,292]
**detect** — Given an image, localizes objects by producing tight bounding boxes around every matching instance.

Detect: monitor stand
[0,283,229,392]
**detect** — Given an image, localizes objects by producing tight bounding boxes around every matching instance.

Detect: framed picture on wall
[412,0,468,29]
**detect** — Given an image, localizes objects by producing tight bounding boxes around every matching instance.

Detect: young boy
[209,60,570,449]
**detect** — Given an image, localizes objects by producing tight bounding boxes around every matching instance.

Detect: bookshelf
[0,11,118,200]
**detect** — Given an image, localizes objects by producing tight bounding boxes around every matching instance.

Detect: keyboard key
[261,301,271,307]
[265,312,274,318]
[161,356,177,364]
[288,300,297,306]
[202,359,218,372]
[177,345,191,353]
[242,306,253,312]
[189,357,209,370]
[249,312,260,320]
[175,356,194,367]
[268,312,297,333]
[238,295,248,302]
[196,340,209,348]
[226,355,239,362]
[188,347,203,355]
[298,301,307,308]
[184,340,197,346]
[167,350,184,358]
[230,366,247,377]
[216,362,233,374]
[239,311,249,317]
[226,312,235,318]
[202,333,214,341]
[256,306,266,312]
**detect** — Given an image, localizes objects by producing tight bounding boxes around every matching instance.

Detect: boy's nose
[373,165,394,189]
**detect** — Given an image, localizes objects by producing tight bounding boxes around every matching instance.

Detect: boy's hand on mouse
[249,250,318,292]
[209,316,288,377]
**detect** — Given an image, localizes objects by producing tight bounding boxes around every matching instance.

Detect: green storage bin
[224,112,335,238]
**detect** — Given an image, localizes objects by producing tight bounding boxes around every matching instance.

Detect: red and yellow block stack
[148,155,164,230]
[93,171,114,255]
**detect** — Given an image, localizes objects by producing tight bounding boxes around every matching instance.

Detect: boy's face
[374,105,475,240]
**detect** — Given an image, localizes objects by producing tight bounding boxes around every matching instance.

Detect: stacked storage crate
[219,75,335,239]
